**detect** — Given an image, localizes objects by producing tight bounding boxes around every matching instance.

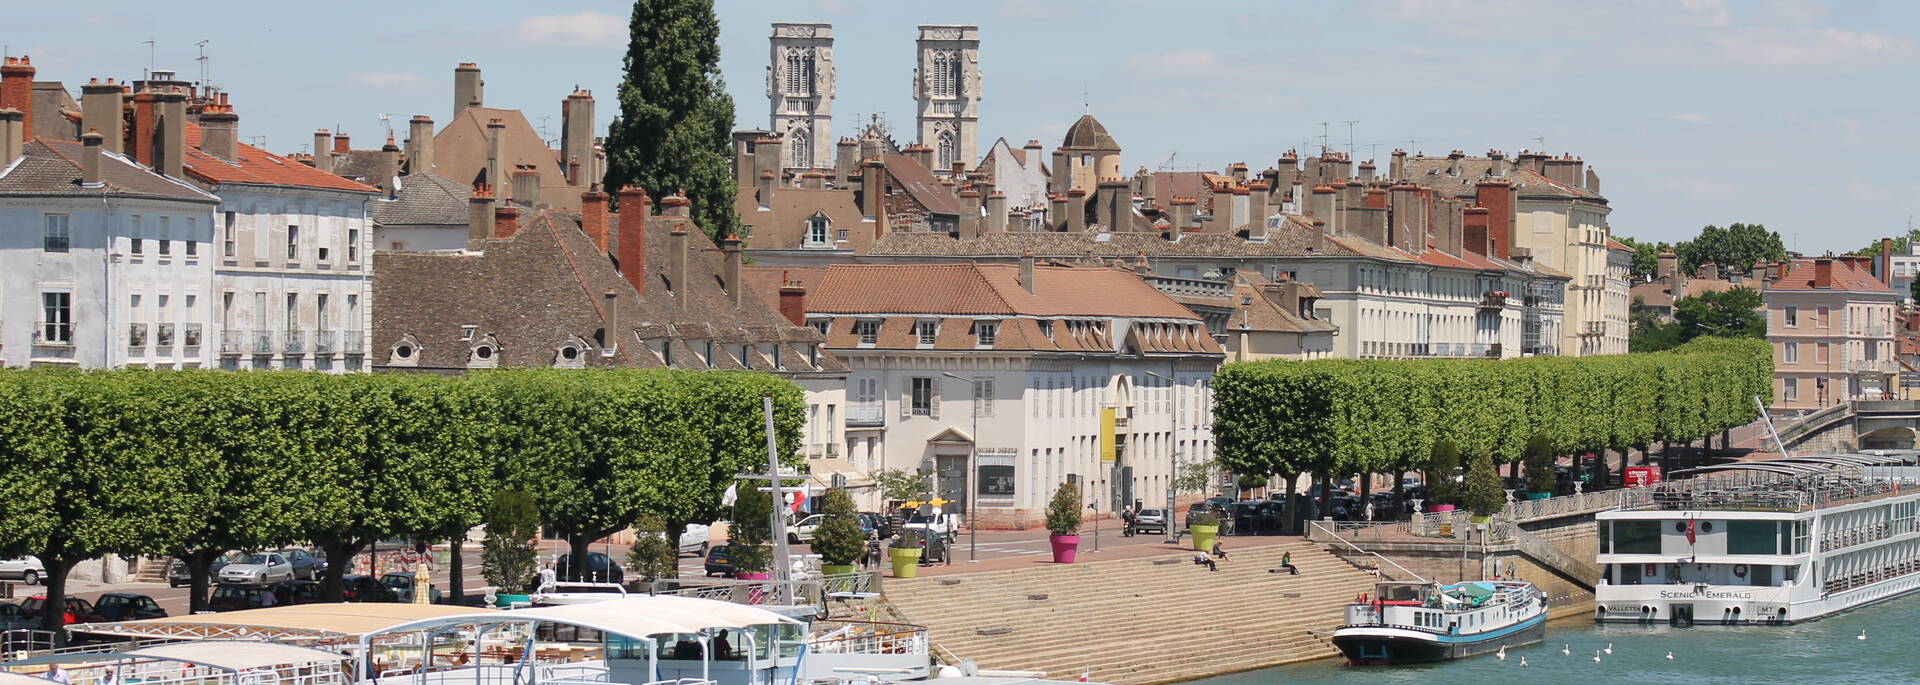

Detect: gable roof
[0,139,219,203]
[429,107,586,210]
[880,154,960,215]
[1767,258,1893,293]
[808,263,1202,320]
[733,186,870,252]
[181,124,379,193]
[372,173,470,227]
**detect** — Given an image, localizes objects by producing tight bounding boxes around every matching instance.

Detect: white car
[217,552,295,586]
[901,512,960,543]
[0,556,45,585]
[788,515,822,544]
[678,524,711,556]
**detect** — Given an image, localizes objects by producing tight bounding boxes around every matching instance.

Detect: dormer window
[972,321,999,347]
[804,215,830,248]
[703,340,716,368]
[1038,320,1054,341]
[469,335,500,369]
[388,334,421,368]
[855,320,881,346]
[915,320,940,346]
[808,318,830,336]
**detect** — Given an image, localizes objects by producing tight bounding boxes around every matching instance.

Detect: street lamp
[1144,369,1180,544]
[942,372,981,562]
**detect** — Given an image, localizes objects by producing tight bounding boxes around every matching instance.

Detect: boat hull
[1332,615,1546,665]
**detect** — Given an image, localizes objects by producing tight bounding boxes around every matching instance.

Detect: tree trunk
[448,539,465,606]
[185,549,219,614]
[1393,470,1407,521]
[318,541,368,602]
[38,555,74,647]
[1280,473,1298,535]
[568,535,593,582]
[1358,471,1373,520]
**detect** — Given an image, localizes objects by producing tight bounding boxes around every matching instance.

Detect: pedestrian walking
[1364,500,1375,522]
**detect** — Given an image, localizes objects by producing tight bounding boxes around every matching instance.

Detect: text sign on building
[1099,408,1117,463]
[1903,372,1920,388]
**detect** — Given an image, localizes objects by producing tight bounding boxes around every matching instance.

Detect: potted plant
[887,533,923,578]
[1046,482,1082,563]
[625,515,678,584]
[480,491,539,607]
[1188,510,1221,552]
[813,487,865,576]
[1426,440,1461,513]
[728,483,774,581]
[1463,452,1505,524]
[1523,435,1556,500]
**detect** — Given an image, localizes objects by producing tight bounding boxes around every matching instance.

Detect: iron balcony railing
[847,403,886,426]
[219,330,243,355]
[283,330,307,355]
[343,329,365,354]
[249,330,273,355]
[313,330,337,355]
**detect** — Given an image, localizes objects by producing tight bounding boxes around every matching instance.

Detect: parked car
[703,545,735,578]
[339,574,400,603]
[0,557,45,585]
[167,552,246,588]
[553,552,624,584]
[0,602,34,631]
[858,512,889,539]
[269,580,323,606]
[19,596,103,625]
[218,552,295,586]
[208,585,279,612]
[901,511,959,543]
[1133,508,1169,534]
[902,530,947,565]
[380,572,443,604]
[678,524,711,556]
[1184,501,1227,529]
[788,515,823,544]
[93,593,167,621]
[274,549,326,581]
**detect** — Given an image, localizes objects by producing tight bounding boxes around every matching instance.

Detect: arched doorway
[1857,426,1916,450]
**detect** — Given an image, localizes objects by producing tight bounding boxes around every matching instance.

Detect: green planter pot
[888,547,922,578]
[1525,492,1552,500]
[821,564,857,577]
[493,593,530,608]
[1190,524,1220,551]
[1469,514,1493,524]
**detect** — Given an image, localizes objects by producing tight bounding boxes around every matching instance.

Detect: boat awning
[75,603,497,642]
[117,642,347,671]
[359,595,802,644]
[0,671,59,685]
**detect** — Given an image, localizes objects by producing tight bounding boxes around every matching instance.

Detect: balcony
[155,323,175,349]
[1477,290,1509,310]
[1849,359,1895,373]
[183,323,203,349]
[1579,321,1606,336]
[847,403,886,427]
[250,330,274,355]
[220,330,244,355]
[343,330,365,354]
[314,330,337,355]
[283,330,307,355]
[33,321,72,347]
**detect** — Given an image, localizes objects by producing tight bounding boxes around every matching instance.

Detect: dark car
[208,585,278,612]
[703,545,735,578]
[20,596,103,625]
[0,602,33,631]
[167,552,245,588]
[856,512,887,539]
[902,529,948,565]
[275,549,326,581]
[380,572,443,604]
[270,580,323,606]
[340,574,400,603]
[554,552,624,584]
[93,593,166,621]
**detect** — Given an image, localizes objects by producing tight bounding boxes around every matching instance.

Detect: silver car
[217,552,295,586]
[0,557,44,585]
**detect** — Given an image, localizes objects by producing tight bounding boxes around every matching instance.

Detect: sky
[12,0,1919,252]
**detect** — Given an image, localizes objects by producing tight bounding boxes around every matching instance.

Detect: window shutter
[929,379,941,420]
[901,377,912,420]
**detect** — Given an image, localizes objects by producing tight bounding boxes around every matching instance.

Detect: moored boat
[1331,580,1547,665]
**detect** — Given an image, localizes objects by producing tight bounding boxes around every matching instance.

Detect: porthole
[395,345,413,359]
[475,346,493,360]
[560,346,579,360]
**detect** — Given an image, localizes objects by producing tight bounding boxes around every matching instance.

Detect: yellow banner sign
[1099,407,1117,463]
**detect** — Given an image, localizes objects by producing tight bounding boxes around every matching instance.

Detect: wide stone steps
[884,540,1380,684]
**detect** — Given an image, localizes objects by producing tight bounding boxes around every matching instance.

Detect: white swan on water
[1561,644,1571,656]
[1666,651,1675,661]
[1859,630,1868,641]
[1603,642,1614,655]
[1497,646,1506,660]
[1592,650,1602,664]
[1519,656,1528,668]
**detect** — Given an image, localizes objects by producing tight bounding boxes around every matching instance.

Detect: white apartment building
[807,260,1223,528]
[0,138,220,368]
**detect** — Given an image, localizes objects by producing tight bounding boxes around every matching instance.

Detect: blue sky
[14,0,1919,251]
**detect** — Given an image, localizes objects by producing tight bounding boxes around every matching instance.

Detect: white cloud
[517,12,627,47]
[1706,27,1916,68]
[1760,0,1829,26]
[1667,114,1711,124]
[1680,0,1732,26]
[350,73,426,88]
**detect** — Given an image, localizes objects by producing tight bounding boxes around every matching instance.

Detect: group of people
[1192,541,1231,571]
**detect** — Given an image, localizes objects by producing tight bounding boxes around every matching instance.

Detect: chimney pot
[468,185,496,249]
[660,190,691,218]
[581,187,610,252]
[778,275,807,326]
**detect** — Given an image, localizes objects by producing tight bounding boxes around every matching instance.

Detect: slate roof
[1400,156,1604,202]
[1062,114,1120,151]
[371,173,470,227]
[733,185,871,251]
[429,107,586,210]
[181,124,379,193]
[328,148,392,187]
[880,154,960,215]
[867,216,1334,258]
[1221,272,1337,334]
[0,139,219,203]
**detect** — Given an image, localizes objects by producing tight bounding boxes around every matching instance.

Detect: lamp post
[1144,369,1180,544]
[942,372,982,562]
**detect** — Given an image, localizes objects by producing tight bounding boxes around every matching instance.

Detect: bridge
[1772,400,1920,454]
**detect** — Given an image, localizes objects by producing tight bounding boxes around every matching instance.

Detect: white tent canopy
[360,595,799,642]
[116,642,347,672]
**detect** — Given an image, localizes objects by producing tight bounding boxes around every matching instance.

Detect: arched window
[785,50,814,96]
[931,51,958,98]
[937,132,957,170]
[790,130,812,168]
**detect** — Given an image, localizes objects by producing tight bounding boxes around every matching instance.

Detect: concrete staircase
[1508,525,1599,591]
[882,540,1379,685]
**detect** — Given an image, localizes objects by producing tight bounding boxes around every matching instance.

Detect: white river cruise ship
[1594,453,1920,625]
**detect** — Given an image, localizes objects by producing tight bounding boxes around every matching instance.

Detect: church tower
[767,22,834,171]
[912,25,981,175]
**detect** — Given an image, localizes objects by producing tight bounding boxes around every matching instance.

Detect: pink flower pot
[1049,535,1081,563]
[1430,504,1456,512]
[736,571,770,603]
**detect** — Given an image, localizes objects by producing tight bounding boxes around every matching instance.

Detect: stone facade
[768,23,835,170]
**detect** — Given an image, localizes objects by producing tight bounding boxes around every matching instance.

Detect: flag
[1685,518,1697,546]
[791,487,809,513]
[722,483,738,507]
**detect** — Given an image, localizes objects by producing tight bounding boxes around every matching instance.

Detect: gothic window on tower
[931,51,959,98]
[937,132,957,170]
[790,130,812,168]
[785,50,815,96]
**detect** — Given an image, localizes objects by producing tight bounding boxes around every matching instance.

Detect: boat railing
[806,620,928,657]
[1,631,179,663]
[647,577,825,607]
[638,679,715,685]
[1309,520,1430,583]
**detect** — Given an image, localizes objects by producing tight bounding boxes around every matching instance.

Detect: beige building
[1764,255,1898,410]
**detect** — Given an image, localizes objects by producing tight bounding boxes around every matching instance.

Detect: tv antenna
[1402,139,1419,155]
[1157,151,1178,172]
[194,40,210,86]
[1531,135,1546,151]
[141,38,155,79]
[1343,120,1359,158]
[1317,122,1330,156]
[378,113,393,140]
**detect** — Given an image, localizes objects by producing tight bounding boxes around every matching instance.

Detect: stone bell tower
[767,22,835,171]
[912,25,980,175]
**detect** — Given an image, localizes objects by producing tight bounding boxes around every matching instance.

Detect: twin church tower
[766,23,980,173]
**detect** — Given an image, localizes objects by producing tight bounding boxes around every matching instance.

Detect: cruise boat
[1331,580,1547,664]
[1594,453,1920,625]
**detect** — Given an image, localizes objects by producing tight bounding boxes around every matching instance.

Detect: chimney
[659,190,691,218]
[778,273,807,325]
[1308,184,1335,225]
[957,187,982,239]
[1364,186,1387,210]
[732,136,753,187]
[1543,155,1584,187]
[721,234,744,306]
[1814,256,1834,289]
[1247,181,1271,226]
[560,89,594,186]
[79,130,104,185]
[1474,180,1515,260]
[0,57,34,137]
[1048,193,1069,231]
[453,63,483,118]
[1437,199,1464,255]
[1066,189,1087,232]
[130,89,158,166]
[1356,160,1376,182]
[468,185,496,249]
[615,186,651,294]
[1093,179,1117,230]
[755,169,777,211]
[0,109,22,167]
[312,129,333,173]
[1882,237,1895,285]
[1517,150,1548,174]
[1214,185,1244,234]
[753,134,781,187]
[799,171,824,189]
[859,158,889,236]
[1446,150,1464,176]
[1277,150,1301,189]
[581,186,610,252]
[484,119,504,188]
[1700,262,1719,281]
[1463,206,1491,255]
[1050,149,1070,193]
[332,133,350,155]
[602,289,620,353]
[1388,148,1406,181]
[859,134,885,164]
[951,160,967,178]
[1020,250,1036,294]
[668,224,689,295]
[1229,162,1249,183]
[1170,196,1196,232]
[510,169,540,208]
[834,138,857,187]
[406,115,435,175]
[377,136,400,194]
[1657,251,1678,279]
[1586,168,1601,194]
[1388,182,1420,251]
[199,103,239,161]
[494,204,522,239]
[156,88,187,179]
[1488,150,1507,177]
[1353,207,1389,247]
[986,190,1008,233]
[81,79,125,154]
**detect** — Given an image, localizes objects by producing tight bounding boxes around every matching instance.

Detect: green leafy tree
[1616,236,1674,280]
[625,515,679,583]
[1046,482,1083,536]
[1674,286,1766,340]
[603,0,740,242]
[1675,223,1786,275]
[1523,434,1557,494]
[1855,227,1920,257]
[871,468,934,506]
[727,481,773,574]
[1462,452,1505,518]
[1425,440,1462,507]
[1172,459,1221,494]
[481,490,540,594]
[811,487,865,567]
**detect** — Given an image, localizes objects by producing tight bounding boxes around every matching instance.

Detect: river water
[1187,595,1920,684]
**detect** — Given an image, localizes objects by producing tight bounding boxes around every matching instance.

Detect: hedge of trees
[1213,337,1772,522]
[0,368,803,637]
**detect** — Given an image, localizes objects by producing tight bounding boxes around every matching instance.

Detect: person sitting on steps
[1193,552,1217,571]
[1271,550,1299,575]
[1211,541,1229,560]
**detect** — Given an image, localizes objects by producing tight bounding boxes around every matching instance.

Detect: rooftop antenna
[194,40,210,86]
[1402,139,1419,155]
[378,113,393,140]
[246,135,267,147]
[1317,122,1330,156]
[1366,143,1381,162]
[1343,120,1359,159]
[537,115,554,147]
[1082,83,1089,113]
[1157,151,1178,172]
[1531,135,1546,150]
[141,38,155,79]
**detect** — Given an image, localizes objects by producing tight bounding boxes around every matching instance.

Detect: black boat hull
[1332,617,1546,665]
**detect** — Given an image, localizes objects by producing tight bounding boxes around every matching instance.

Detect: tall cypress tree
[604,0,740,241]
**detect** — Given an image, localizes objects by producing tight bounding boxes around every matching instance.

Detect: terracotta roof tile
[183,124,379,193]
[809,263,1201,320]
[1766,258,1893,293]
[0,139,219,203]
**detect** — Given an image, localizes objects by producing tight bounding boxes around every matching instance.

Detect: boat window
[1727,520,1781,555]
[1791,520,1811,555]
[1613,520,1661,554]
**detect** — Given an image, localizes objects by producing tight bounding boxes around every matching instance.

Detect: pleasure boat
[1331,580,1547,664]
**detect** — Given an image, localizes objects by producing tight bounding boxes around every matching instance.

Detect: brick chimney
[859,158,888,236]
[1049,193,1069,231]
[0,108,21,167]
[1050,148,1070,193]
[1388,148,1405,181]
[581,187,610,253]
[332,133,351,155]
[1,57,34,138]
[130,89,158,166]
[834,138,857,187]
[1658,251,1677,279]
[957,187,982,239]
[1474,180,1515,260]
[1488,150,1507,176]
[199,103,239,161]
[985,190,1008,233]
[1446,150,1464,176]
[1170,196,1196,232]
[659,190,691,218]
[1247,181,1271,225]
[1020,250,1036,293]
[1700,262,1719,281]
[312,129,334,173]
[1066,189,1088,232]
[406,115,434,175]
[615,186,650,294]
[778,272,807,325]
[753,135,781,201]
[1881,237,1894,286]
[560,89,594,186]
[377,136,400,194]
[1814,256,1834,289]
[453,63,483,119]
[1308,184,1335,225]
[493,204,522,239]
[721,234,744,307]
[1363,186,1387,210]
[1463,206,1491,256]
[1356,160,1375,182]
[1543,155,1584,188]
[468,185,496,249]
[81,79,124,154]
[799,171,824,189]
[156,87,187,179]
[1388,182,1420,250]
